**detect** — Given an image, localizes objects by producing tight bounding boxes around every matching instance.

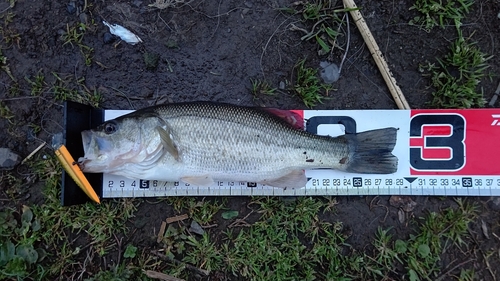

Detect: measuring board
[61,102,500,205]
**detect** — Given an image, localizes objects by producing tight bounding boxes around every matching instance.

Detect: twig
[41,108,64,136]
[143,270,186,281]
[210,0,223,38]
[157,13,173,32]
[298,17,330,41]
[76,246,94,281]
[113,233,123,267]
[368,196,389,223]
[184,3,239,19]
[342,0,410,109]
[0,1,15,14]
[110,87,135,109]
[228,210,255,228]
[21,142,46,165]
[289,23,308,34]
[492,232,500,242]
[488,80,500,107]
[201,223,218,229]
[435,259,475,281]
[0,95,53,103]
[157,221,167,243]
[260,18,292,78]
[364,255,401,277]
[166,214,189,224]
[338,12,350,74]
[151,250,210,276]
[481,249,497,281]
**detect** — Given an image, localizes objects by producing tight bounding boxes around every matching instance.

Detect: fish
[78,102,398,189]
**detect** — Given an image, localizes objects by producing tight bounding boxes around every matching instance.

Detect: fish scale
[153,103,350,171]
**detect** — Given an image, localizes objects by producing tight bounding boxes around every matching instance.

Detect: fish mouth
[77,158,108,173]
[77,157,89,171]
[79,130,110,172]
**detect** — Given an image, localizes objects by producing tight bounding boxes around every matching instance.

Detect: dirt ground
[1,0,500,280]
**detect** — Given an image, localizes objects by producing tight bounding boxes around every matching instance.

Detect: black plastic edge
[61,101,104,206]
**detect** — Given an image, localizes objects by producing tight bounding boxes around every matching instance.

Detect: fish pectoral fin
[259,170,307,189]
[181,175,214,187]
[156,126,180,161]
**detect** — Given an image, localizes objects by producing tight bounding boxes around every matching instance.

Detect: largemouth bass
[78,102,398,189]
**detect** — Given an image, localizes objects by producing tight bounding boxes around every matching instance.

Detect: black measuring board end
[305,116,357,134]
[61,101,104,206]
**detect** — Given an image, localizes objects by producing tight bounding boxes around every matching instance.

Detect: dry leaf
[398,209,405,224]
[481,220,490,239]
[390,196,417,212]
[143,270,186,281]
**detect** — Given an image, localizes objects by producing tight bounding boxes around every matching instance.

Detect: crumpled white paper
[103,21,142,45]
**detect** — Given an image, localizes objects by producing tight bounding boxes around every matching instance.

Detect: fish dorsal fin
[181,175,214,186]
[156,126,180,161]
[258,170,307,189]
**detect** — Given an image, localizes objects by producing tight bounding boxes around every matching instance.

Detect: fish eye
[103,121,118,134]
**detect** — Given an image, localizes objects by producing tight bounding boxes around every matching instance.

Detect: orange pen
[55,145,100,204]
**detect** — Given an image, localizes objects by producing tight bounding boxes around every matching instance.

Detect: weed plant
[287,1,355,56]
[250,79,276,98]
[424,30,492,108]
[62,22,94,66]
[294,59,332,108]
[0,206,47,280]
[410,0,474,32]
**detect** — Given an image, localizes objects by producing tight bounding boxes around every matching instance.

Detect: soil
[1,0,500,280]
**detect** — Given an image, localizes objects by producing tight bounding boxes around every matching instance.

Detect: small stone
[103,32,115,44]
[0,148,21,170]
[79,12,88,24]
[319,61,340,84]
[279,81,285,90]
[67,1,77,14]
[189,220,205,235]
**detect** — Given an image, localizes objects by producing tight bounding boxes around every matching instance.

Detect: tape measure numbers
[101,174,500,198]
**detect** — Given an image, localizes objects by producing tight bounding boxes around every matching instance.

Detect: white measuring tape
[99,108,500,198]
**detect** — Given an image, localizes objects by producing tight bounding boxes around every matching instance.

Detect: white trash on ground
[102,21,142,45]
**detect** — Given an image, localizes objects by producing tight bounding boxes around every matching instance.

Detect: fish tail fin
[343,128,398,174]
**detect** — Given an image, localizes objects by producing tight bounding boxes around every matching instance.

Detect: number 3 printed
[409,114,465,171]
